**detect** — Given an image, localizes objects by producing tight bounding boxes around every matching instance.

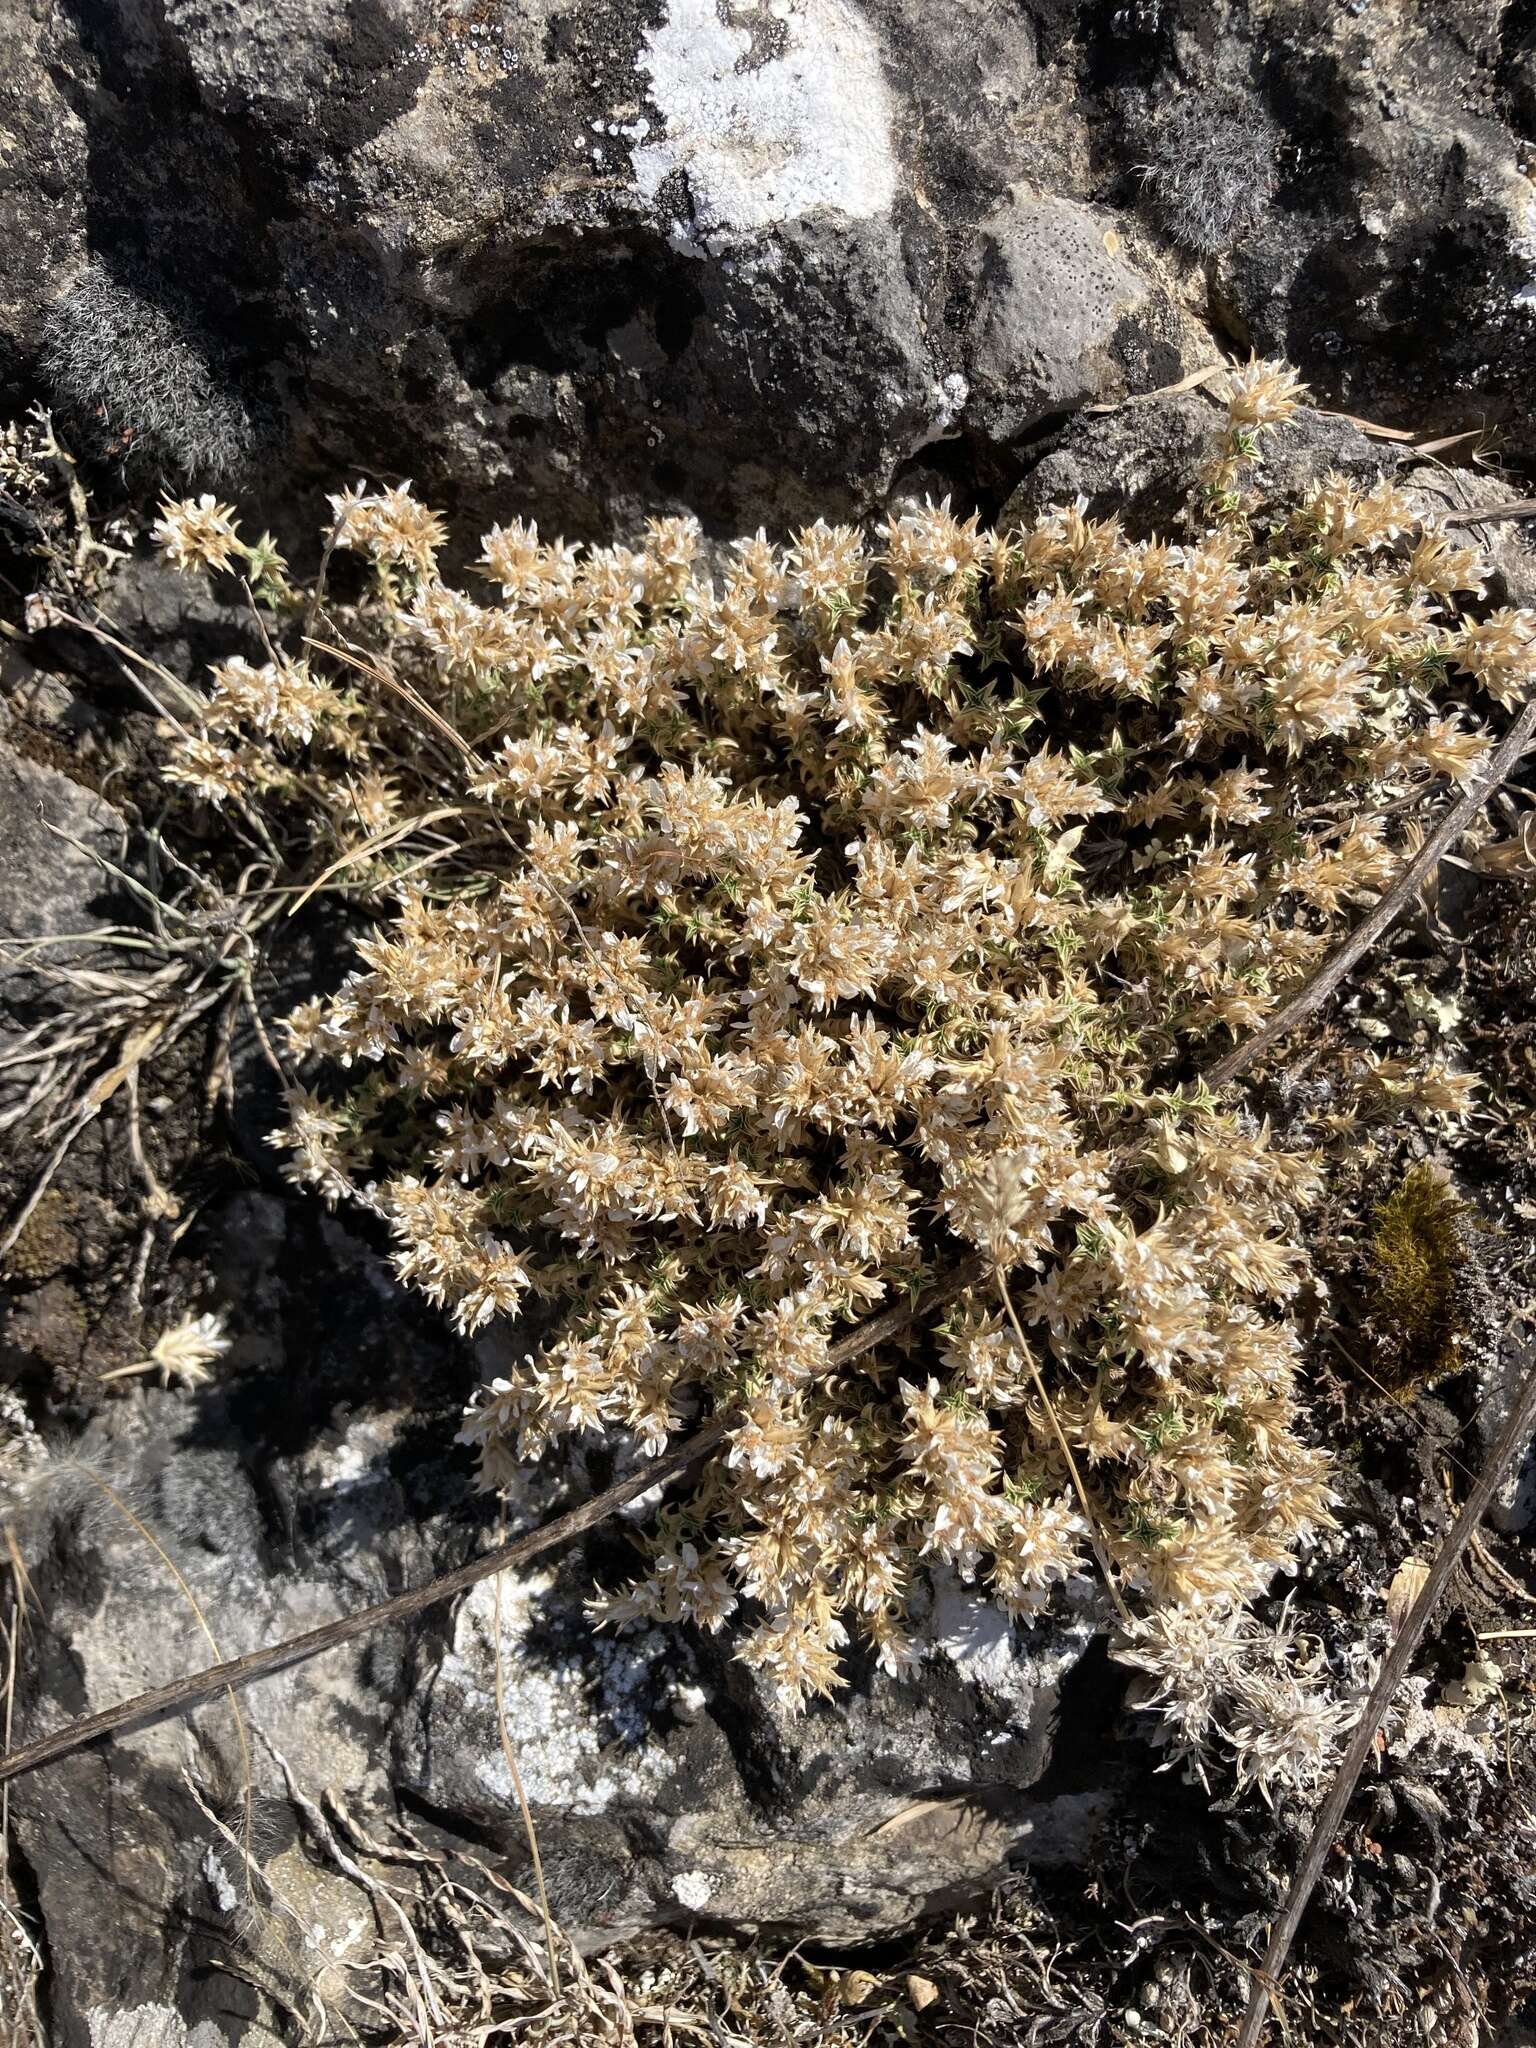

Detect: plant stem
[994,1264,1133,1630]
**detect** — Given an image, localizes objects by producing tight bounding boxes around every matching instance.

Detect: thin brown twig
[1233,1335,1536,2048]
[1208,697,1536,1088]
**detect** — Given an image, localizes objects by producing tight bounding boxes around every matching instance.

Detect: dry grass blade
[272,1751,447,2033]
[0,839,286,1254]
[181,1772,347,2045]
[492,1521,562,1996]
[60,1462,256,1899]
[0,1107,97,1261]
[1083,362,1224,415]
[0,1015,181,1259]
[38,816,189,929]
[284,804,478,917]
[1444,499,1536,526]
[1411,430,1489,459]
[304,633,481,768]
[49,604,204,724]
[995,1264,1132,1629]
[1233,1338,1536,2048]
[1319,409,1421,443]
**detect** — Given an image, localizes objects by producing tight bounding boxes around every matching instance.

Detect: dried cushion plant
[151,365,1533,1741]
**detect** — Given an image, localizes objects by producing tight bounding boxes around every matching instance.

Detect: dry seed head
[1219,357,1307,431]
[103,1310,232,1391]
[152,494,243,574]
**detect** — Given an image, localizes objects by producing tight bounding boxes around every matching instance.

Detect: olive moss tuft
[1367,1163,1471,1386]
[2,1187,82,1286]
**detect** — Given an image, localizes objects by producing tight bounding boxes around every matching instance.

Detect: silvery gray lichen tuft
[1135,93,1282,256]
[39,265,258,485]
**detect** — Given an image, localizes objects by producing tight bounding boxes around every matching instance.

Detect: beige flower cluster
[154,364,1531,1713]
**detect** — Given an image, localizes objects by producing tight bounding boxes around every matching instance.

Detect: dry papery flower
[99,1309,231,1391]
[150,361,1529,1741]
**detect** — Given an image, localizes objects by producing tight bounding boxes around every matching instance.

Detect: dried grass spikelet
[99,1309,231,1390]
[138,358,1532,1725]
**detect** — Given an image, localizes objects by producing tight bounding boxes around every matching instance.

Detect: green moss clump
[1367,1164,1469,1386]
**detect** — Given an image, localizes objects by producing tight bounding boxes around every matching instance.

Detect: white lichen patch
[925,1568,1094,1722]
[671,1867,717,1911]
[631,0,897,244]
[200,1846,239,1915]
[905,372,972,456]
[438,1569,682,1816]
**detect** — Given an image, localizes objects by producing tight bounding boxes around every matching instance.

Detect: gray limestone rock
[965,193,1198,443]
[4,0,1531,541]
[0,743,122,950]
[4,1192,1109,2042]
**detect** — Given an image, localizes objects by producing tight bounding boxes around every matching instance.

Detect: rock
[965,194,1203,444]
[6,1189,1109,2041]
[1004,394,1400,534]
[84,554,269,686]
[0,739,123,952]
[401,1547,1103,1946]
[1004,391,1227,531]
[0,734,128,1085]
[2,0,1531,539]
[629,0,899,241]
[1478,1327,1536,1536]
[5,1194,450,2045]
[1212,26,1536,446]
